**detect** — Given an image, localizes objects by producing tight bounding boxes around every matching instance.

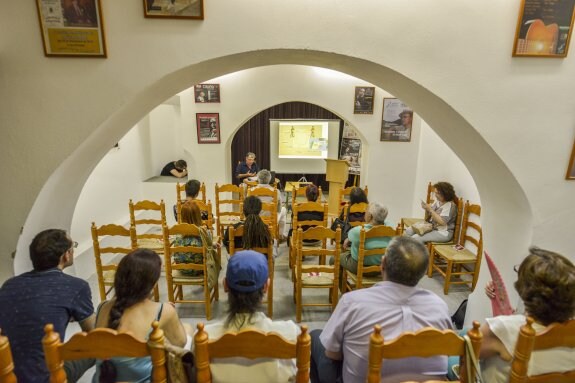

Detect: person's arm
[235,163,250,179]
[170,168,187,178]
[161,303,187,347]
[421,201,447,226]
[325,350,343,360]
[479,322,512,361]
[79,314,96,332]
[72,282,96,332]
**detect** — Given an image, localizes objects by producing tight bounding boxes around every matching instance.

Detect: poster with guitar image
[512,0,575,57]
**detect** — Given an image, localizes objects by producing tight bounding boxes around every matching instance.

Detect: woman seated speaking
[404,181,457,244]
[335,202,393,281]
[94,249,188,382]
[478,247,575,382]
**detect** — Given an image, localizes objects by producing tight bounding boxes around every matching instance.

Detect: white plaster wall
[1,0,574,325]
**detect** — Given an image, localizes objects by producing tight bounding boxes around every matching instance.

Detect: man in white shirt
[310,236,453,383]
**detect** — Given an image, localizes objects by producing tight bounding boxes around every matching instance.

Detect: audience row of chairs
[2,315,573,382]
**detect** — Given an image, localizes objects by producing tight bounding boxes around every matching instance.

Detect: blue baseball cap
[226,250,268,293]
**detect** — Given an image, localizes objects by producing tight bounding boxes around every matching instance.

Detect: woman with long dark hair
[223,196,271,253]
[93,249,187,383]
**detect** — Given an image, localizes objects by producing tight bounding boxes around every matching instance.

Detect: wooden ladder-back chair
[0,330,16,383]
[248,186,279,239]
[338,185,368,217]
[177,181,207,204]
[129,199,167,254]
[342,225,398,292]
[342,202,368,226]
[177,199,215,231]
[228,224,275,318]
[294,227,341,323]
[91,222,136,301]
[291,184,324,206]
[399,182,434,234]
[367,321,482,383]
[194,323,311,383]
[509,317,575,383]
[288,201,329,275]
[428,201,482,294]
[163,223,219,320]
[215,183,244,238]
[42,321,166,383]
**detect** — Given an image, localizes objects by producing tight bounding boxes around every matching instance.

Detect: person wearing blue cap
[198,250,299,382]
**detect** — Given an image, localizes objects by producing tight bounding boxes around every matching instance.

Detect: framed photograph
[381,98,413,142]
[353,86,375,114]
[339,138,362,175]
[566,141,575,180]
[35,0,107,57]
[196,113,220,144]
[512,0,575,57]
[143,0,204,19]
[194,84,221,103]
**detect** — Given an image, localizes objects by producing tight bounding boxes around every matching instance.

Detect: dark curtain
[231,102,344,185]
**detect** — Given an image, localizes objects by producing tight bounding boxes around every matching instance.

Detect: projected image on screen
[278,121,328,159]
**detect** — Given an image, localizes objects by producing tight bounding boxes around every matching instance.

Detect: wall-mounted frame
[380,98,413,142]
[143,0,204,19]
[566,141,575,180]
[194,84,220,103]
[512,0,575,57]
[196,113,220,144]
[35,0,107,57]
[353,86,375,115]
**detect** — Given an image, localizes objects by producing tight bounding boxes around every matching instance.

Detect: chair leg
[153,285,160,302]
[296,279,302,323]
[166,275,175,303]
[428,249,435,277]
[205,283,212,321]
[444,260,453,295]
[470,264,481,292]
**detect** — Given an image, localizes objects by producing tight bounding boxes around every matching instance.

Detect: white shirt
[197,312,299,383]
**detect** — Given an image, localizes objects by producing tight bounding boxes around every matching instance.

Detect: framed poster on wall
[35,0,107,57]
[194,84,221,103]
[196,113,220,144]
[381,98,413,142]
[353,86,375,114]
[143,0,204,19]
[512,0,575,57]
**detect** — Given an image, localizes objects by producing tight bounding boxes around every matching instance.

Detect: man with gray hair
[336,202,393,279]
[235,152,259,180]
[254,169,288,242]
[311,236,452,383]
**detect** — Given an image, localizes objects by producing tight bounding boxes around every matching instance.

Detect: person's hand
[485,280,496,299]
[420,200,430,211]
[342,238,350,250]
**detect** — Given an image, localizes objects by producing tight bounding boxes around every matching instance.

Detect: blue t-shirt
[235,161,259,179]
[0,268,93,383]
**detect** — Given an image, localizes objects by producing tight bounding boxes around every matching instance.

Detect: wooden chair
[399,182,434,233]
[248,186,279,239]
[509,317,575,383]
[367,321,482,383]
[129,199,167,254]
[291,184,324,207]
[294,227,341,323]
[428,201,482,294]
[163,223,219,320]
[177,181,207,204]
[215,183,244,238]
[229,224,275,318]
[177,199,215,232]
[342,225,398,292]
[91,222,136,301]
[288,201,329,275]
[344,202,368,226]
[0,330,16,383]
[42,321,166,383]
[338,185,368,216]
[194,322,311,383]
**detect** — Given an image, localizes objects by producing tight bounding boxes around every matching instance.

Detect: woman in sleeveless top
[93,249,187,383]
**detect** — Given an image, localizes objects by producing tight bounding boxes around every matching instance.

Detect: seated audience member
[339,186,368,223]
[254,169,288,241]
[311,237,452,383]
[94,249,188,382]
[235,152,259,181]
[173,179,207,221]
[404,181,457,244]
[479,247,575,383]
[336,202,393,282]
[173,201,220,281]
[0,229,95,383]
[223,196,271,254]
[161,159,188,178]
[196,250,299,382]
[287,184,324,246]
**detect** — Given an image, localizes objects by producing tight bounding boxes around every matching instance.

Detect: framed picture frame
[353,86,375,114]
[194,84,221,103]
[35,0,107,57]
[566,141,575,180]
[380,98,413,142]
[143,0,204,19]
[196,113,220,144]
[339,138,362,175]
[512,0,575,57]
